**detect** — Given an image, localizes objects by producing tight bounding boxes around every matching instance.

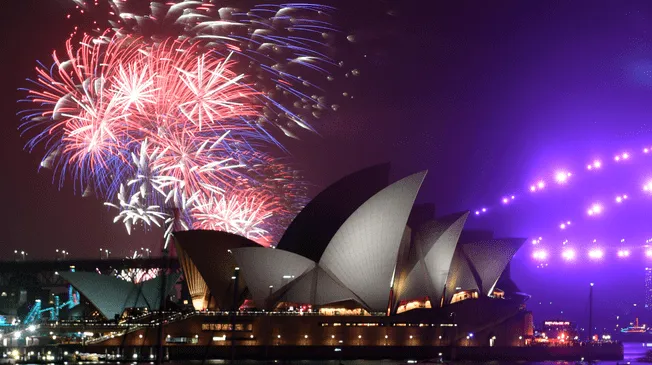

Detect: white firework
[112,63,158,113]
[105,184,168,235]
[116,250,160,283]
[177,53,249,131]
[126,138,175,202]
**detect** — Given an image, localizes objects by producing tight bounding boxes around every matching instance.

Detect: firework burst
[65,1,347,135]
[104,184,168,235]
[115,250,161,283]
[191,191,280,246]
[19,0,346,248]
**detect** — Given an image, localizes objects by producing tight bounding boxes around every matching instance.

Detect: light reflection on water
[19,343,646,365]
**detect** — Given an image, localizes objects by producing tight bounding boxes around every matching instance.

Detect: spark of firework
[115,250,160,283]
[20,35,142,195]
[126,138,173,204]
[65,1,348,136]
[190,191,281,246]
[234,151,310,237]
[21,0,340,242]
[21,34,265,203]
[104,184,168,235]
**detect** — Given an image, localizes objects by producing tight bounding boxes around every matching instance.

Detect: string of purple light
[471,145,652,266]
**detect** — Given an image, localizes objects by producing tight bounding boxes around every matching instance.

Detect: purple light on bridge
[587,203,603,216]
[588,248,604,259]
[561,248,576,261]
[643,180,652,192]
[555,171,571,184]
[532,249,548,261]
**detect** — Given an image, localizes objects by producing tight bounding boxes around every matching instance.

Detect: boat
[621,318,646,333]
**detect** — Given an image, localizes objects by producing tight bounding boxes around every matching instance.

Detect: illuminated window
[491,289,505,299]
[450,290,479,304]
[396,298,432,314]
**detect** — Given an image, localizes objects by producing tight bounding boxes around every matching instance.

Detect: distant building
[536,320,578,345]
[645,268,652,310]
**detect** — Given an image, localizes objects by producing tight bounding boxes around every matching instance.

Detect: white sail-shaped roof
[394,212,468,307]
[391,226,414,307]
[418,212,469,301]
[60,271,180,319]
[278,266,361,305]
[173,230,259,309]
[277,164,391,262]
[175,242,209,310]
[232,247,361,308]
[232,247,315,308]
[319,171,427,311]
[462,238,526,295]
[444,248,480,304]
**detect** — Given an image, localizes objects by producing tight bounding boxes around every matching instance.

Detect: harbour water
[11,342,646,365]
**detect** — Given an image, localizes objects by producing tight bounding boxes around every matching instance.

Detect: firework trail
[115,250,161,283]
[65,1,346,137]
[191,191,279,246]
[20,1,349,246]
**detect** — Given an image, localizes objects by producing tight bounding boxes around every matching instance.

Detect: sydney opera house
[61,165,533,358]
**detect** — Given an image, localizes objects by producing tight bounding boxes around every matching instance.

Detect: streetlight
[140,247,151,258]
[56,249,69,260]
[99,248,110,259]
[466,333,474,346]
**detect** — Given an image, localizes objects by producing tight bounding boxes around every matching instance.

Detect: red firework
[23,33,264,198]
[191,190,282,246]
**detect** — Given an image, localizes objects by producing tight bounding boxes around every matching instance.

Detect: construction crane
[24,285,79,324]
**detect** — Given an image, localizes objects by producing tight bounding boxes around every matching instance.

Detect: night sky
[3,0,652,330]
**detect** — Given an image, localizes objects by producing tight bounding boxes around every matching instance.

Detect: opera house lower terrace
[1,165,542,360]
